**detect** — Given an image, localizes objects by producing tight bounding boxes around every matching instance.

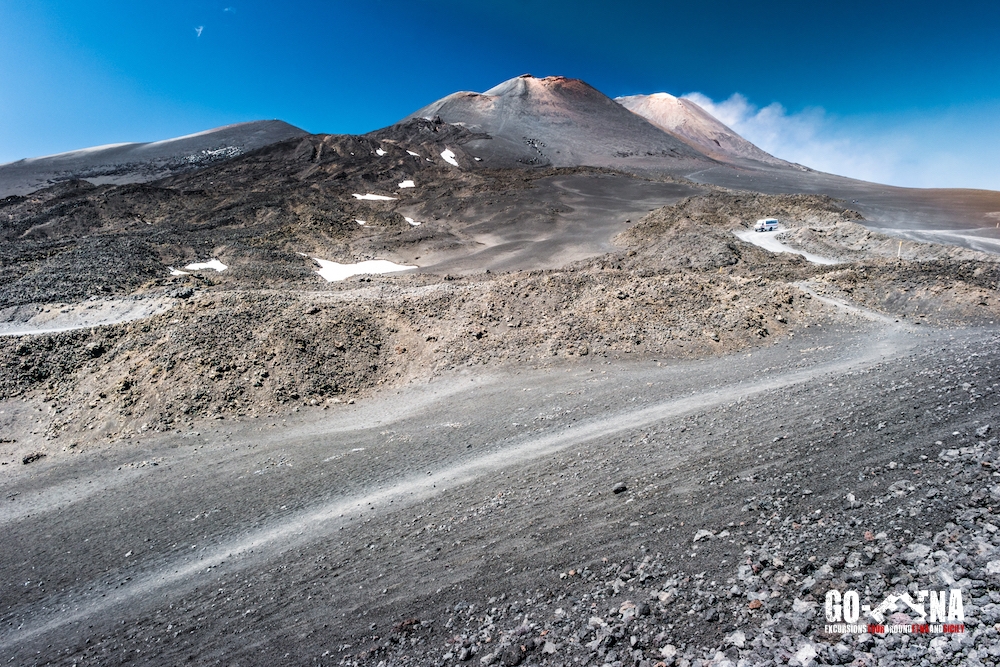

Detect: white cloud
[681,92,1000,191]
[223,7,236,13]
[195,26,204,37]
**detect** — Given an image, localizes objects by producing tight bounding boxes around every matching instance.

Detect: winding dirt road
[3,313,993,664]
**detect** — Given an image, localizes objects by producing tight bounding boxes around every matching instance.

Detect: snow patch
[404,217,422,227]
[312,258,416,282]
[184,259,228,272]
[355,219,367,225]
[375,148,386,156]
[398,180,415,188]
[352,193,397,201]
[168,267,189,276]
[441,149,459,166]
[406,150,421,157]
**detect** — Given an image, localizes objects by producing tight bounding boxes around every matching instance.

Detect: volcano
[403,74,713,169]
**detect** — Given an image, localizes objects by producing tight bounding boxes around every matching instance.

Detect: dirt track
[5,307,1000,665]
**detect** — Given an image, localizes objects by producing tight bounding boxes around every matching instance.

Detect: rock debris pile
[340,435,1000,667]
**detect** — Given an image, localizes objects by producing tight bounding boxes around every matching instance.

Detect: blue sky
[2,0,999,189]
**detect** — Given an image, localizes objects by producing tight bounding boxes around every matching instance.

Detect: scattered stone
[792,642,818,666]
[901,543,932,562]
[612,482,627,494]
[659,644,677,661]
[393,617,420,634]
[499,644,525,666]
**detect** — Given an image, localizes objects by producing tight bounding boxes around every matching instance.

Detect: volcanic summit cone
[617,92,789,167]
[404,74,712,168]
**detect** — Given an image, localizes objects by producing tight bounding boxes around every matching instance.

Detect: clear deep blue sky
[3,0,1000,188]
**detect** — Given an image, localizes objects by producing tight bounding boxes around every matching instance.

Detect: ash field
[4,75,1000,667]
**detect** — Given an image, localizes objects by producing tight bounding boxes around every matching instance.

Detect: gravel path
[8,317,999,666]
[732,229,840,266]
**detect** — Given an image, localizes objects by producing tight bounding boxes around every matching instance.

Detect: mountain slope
[0,120,308,197]
[403,74,714,169]
[617,92,789,167]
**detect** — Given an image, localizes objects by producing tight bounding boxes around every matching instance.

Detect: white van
[754,218,779,232]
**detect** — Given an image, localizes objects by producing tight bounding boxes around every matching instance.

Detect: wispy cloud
[682,92,1000,191]
[223,7,236,13]
[195,25,204,37]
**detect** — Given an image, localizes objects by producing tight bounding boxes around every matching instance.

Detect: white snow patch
[312,258,416,282]
[355,219,367,225]
[441,149,459,167]
[184,259,228,272]
[375,148,386,156]
[168,267,189,276]
[406,150,421,157]
[473,156,482,161]
[398,180,415,188]
[352,193,397,201]
[404,217,422,227]
[733,229,839,265]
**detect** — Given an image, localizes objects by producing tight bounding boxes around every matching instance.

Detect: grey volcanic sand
[401,173,701,274]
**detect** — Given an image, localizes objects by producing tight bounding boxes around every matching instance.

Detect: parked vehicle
[754,218,779,232]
